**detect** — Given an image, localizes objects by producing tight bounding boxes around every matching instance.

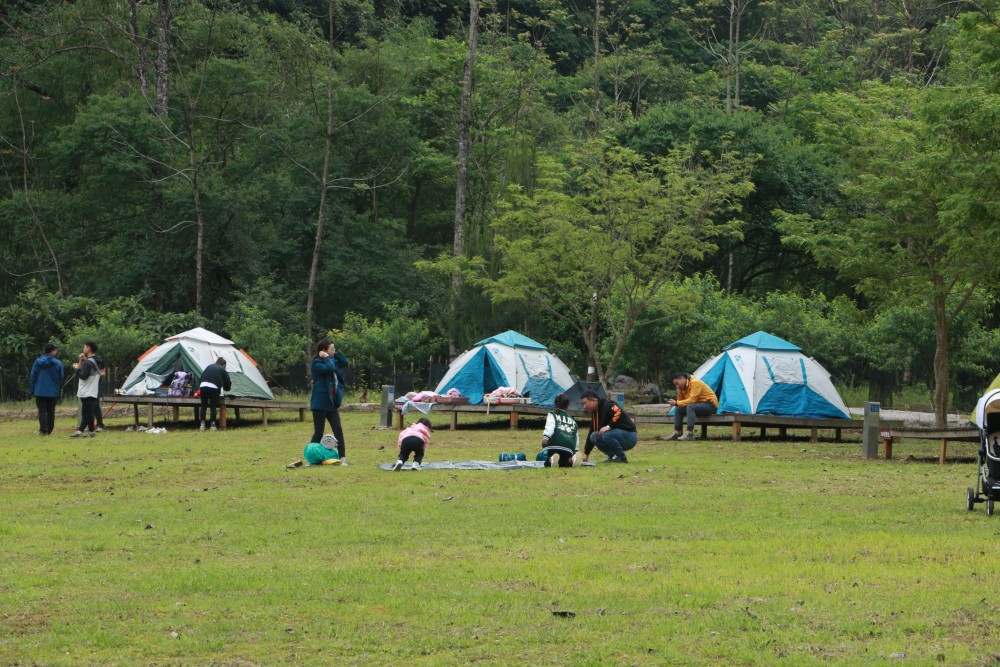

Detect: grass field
[1,408,997,666]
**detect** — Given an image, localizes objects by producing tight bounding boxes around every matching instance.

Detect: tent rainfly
[434,330,575,407]
[692,331,850,419]
[120,327,274,400]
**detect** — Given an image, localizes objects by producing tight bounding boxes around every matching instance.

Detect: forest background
[3,0,1000,427]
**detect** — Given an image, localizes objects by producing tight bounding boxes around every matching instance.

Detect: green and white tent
[120,327,274,400]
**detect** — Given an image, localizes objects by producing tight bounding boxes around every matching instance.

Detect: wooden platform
[108,395,309,430]
[632,412,858,442]
[394,401,588,431]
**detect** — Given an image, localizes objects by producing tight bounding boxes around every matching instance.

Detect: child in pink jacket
[394,417,432,471]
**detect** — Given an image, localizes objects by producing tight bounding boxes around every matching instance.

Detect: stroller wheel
[968,487,977,511]
[989,499,995,517]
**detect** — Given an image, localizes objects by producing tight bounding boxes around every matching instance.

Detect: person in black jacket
[580,390,637,463]
[198,358,232,431]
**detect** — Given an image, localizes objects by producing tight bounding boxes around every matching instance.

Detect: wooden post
[510,411,519,431]
[262,408,268,427]
[133,403,140,429]
[299,407,306,422]
[940,439,947,465]
[147,403,154,428]
[732,420,742,442]
[883,436,894,460]
[450,410,458,430]
[835,428,842,442]
[220,405,227,430]
[701,423,708,439]
[172,405,179,422]
[810,427,818,443]
[760,427,767,439]
[396,410,403,430]
[779,426,787,438]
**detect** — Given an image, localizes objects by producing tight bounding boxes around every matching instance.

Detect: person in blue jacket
[310,338,348,464]
[29,343,64,436]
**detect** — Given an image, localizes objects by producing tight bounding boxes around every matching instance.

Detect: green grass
[1,410,997,665]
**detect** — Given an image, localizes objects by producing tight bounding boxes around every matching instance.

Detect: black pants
[544,448,574,468]
[36,396,57,434]
[399,435,425,464]
[79,396,99,433]
[311,409,345,458]
[200,387,221,426]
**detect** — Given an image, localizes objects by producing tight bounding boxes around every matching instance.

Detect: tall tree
[475,139,754,385]
[450,0,479,357]
[779,80,1000,426]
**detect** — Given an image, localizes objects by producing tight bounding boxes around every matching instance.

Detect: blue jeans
[589,429,637,458]
[674,402,716,431]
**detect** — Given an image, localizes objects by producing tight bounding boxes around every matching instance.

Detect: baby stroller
[967,388,1000,515]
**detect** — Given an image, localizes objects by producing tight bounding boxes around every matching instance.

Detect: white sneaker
[209,425,218,432]
[392,460,403,472]
[95,427,104,433]
[548,453,558,468]
[411,461,420,471]
[339,458,348,467]
[70,431,84,438]
[199,423,206,431]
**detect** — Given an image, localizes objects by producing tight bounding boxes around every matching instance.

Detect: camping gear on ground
[967,388,1000,515]
[119,327,273,400]
[377,460,596,470]
[499,452,527,462]
[434,330,574,407]
[692,331,849,419]
[562,381,608,411]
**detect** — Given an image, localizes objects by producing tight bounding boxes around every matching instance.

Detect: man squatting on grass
[71,341,101,438]
[541,392,579,468]
[667,372,719,441]
[580,390,637,463]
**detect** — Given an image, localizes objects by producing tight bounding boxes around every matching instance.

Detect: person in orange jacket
[667,372,718,441]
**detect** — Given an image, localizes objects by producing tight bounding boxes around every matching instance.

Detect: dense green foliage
[3,0,1000,412]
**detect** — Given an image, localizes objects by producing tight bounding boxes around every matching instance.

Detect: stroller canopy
[975,388,1000,430]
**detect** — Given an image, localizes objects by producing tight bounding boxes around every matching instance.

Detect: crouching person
[581,390,637,463]
[541,393,578,467]
[394,418,431,471]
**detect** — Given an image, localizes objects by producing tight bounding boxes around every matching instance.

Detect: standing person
[580,390,637,463]
[93,353,107,432]
[667,372,719,441]
[70,341,101,438]
[29,343,64,436]
[393,417,432,471]
[310,339,347,465]
[199,358,231,431]
[541,393,579,468]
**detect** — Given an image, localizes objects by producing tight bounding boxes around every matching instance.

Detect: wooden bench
[881,427,979,464]
[632,412,858,443]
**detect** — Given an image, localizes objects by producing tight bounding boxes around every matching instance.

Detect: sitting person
[541,393,579,468]
[667,372,719,441]
[393,417,432,471]
[580,390,637,463]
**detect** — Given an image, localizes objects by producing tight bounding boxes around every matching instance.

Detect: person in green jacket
[541,393,579,467]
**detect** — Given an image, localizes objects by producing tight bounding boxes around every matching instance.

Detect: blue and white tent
[693,331,850,419]
[434,331,575,407]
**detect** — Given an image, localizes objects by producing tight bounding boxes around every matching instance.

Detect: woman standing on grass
[310,338,348,465]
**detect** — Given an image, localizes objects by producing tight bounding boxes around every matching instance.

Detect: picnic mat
[377,460,596,471]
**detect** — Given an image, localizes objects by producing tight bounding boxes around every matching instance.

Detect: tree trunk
[593,0,602,133]
[128,0,149,95]
[154,0,170,116]
[187,112,205,315]
[306,0,338,347]
[931,290,949,428]
[450,0,479,358]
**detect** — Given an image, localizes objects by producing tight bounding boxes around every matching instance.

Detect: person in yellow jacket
[667,372,719,441]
